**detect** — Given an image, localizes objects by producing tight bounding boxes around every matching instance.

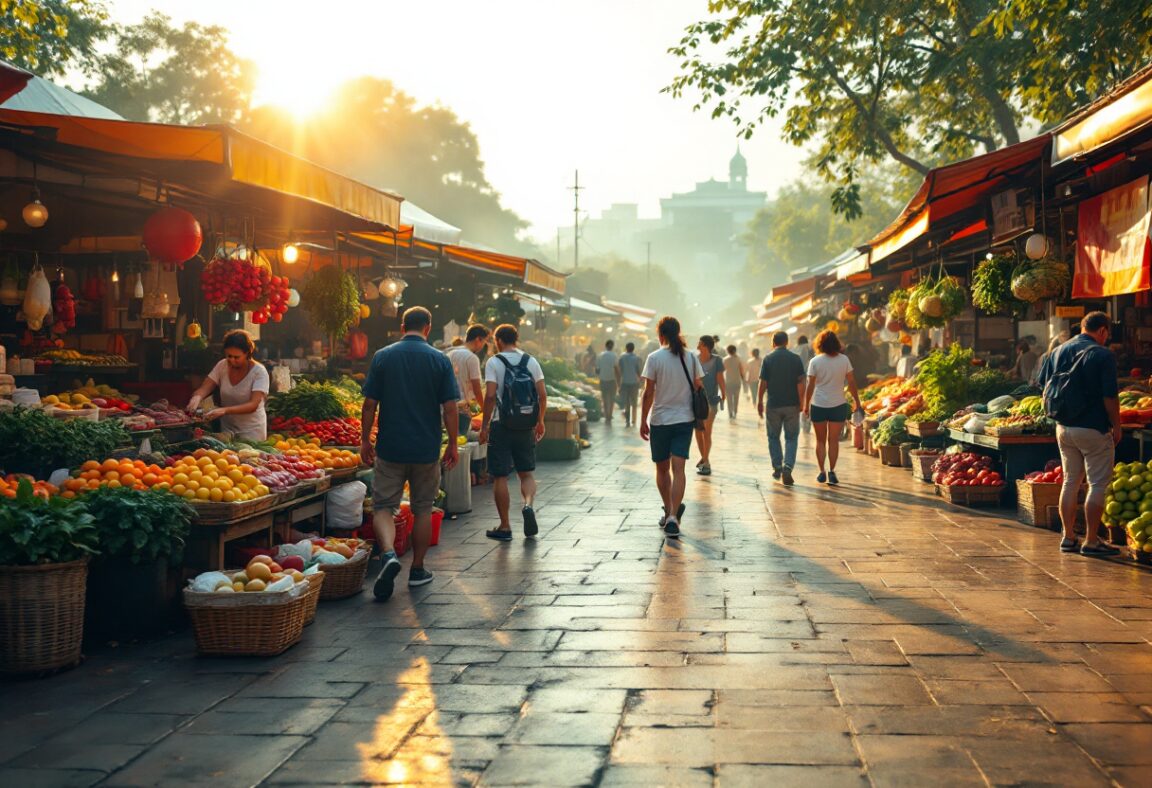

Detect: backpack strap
[517,353,532,370]
[495,354,516,371]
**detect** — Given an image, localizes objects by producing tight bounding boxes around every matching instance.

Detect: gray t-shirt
[596,350,619,382]
[618,353,642,386]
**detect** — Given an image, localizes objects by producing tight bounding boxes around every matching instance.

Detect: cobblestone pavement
[5,412,1152,786]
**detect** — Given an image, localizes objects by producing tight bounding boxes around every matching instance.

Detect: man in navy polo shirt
[361,306,460,601]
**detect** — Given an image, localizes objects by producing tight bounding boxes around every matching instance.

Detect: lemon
[223,490,237,503]
[196,487,211,500]
[209,487,223,502]
[183,490,196,500]
[170,484,187,496]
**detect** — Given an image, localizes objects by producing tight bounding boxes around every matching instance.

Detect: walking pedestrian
[618,342,643,427]
[597,340,620,424]
[694,336,724,476]
[361,307,460,601]
[723,344,745,420]
[802,330,863,486]
[640,316,703,538]
[745,348,761,406]
[479,324,547,541]
[1036,312,1122,556]
[796,336,814,435]
[757,331,806,486]
[445,324,490,436]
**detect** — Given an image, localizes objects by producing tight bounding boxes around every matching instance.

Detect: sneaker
[816,472,827,484]
[663,518,681,538]
[1080,542,1120,557]
[782,467,794,487]
[698,464,712,476]
[408,567,434,587]
[827,471,839,486]
[1059,537,1081,553]
[696,459,704,469]
[522,506,539,538]
[772,468,782,480]
[659,504,686,528]
[373,554,402,601]
[486,528,513,542]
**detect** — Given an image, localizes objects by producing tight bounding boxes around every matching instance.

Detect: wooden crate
[878,444,903,466]
[544,410,579,441]
[907,421,941,438]
[1016,480,1062,528]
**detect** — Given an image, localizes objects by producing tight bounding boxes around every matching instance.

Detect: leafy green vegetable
[916,345,975,415]
[539,358,579,383]
[0,408,128,477]
[972,255,1025,315]
[267,380,347,421]
[81,487,194,565]
[872,414,909,446]
[968,368,1016,403]
[907,274,966,328]
[0,479,99,566]
[302,265,361,338]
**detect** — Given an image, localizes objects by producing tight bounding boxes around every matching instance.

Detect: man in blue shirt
[360,306,460,600]
[1036,311,1121,557]
[757,331,806,487]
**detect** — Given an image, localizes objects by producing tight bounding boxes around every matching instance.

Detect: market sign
[1074,176,1151,298]
[1055,305,1086,319]
[523,260,566,296]
[989,189,1033,245]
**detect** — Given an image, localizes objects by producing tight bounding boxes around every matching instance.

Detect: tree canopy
[667,0,1152,218]
[0,0,105,77]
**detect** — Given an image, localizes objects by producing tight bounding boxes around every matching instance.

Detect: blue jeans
[765,406,800,471]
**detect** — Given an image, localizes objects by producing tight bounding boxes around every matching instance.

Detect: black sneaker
[408,567,434,587]
[817,472,827,484]
[1080,542,1120,557]
[522,506,539,538]
[659,504,686,528]
[663,518,681,539]
[827,471,839,486]
[486,528,513,542]
[782,467,795,487]
[373,555,401,601]
[772,468,782,480]
[1059,537,1080,553]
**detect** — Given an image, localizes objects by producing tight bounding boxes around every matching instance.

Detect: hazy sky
[108,0,806,245]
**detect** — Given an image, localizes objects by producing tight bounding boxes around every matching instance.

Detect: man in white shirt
[445,324,490,435]
[479,324,547,541]
[596,340,620,424]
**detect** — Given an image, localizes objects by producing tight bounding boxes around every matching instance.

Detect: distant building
[560,149,767,291]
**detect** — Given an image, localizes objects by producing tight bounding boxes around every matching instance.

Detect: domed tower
[729,146,747,191]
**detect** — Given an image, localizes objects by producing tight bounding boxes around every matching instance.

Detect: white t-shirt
[596,350,619,382]
[484,349,544,423]
[806,353,853,408]
[723,354,744,387]
[641,347,703,427]
[745,357,762,384]
[208,359,270,440]
[446,346,481,403]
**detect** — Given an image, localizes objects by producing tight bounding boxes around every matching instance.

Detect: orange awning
[866,136,1051,265]
[766,277,817,305]
[1053,65,1152,166]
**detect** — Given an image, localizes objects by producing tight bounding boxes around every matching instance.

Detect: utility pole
[569,170,583,271]
[556,228,560,267]
[646,242,652,290]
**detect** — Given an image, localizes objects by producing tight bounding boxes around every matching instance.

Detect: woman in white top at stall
[802,329,863,486]
[187,329,271,441]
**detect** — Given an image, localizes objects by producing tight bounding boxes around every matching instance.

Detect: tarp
[0,73,123,120]
[603,298,657,325]
[569,296,620,317]
[1053,65,1152,166]
[400,201,462,245]
[1073,176,1151,298]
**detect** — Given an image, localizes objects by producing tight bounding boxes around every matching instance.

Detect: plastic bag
[276,539,314,563]
[189,571,231,592]
[963,414,990,434]
[326,480,366,531]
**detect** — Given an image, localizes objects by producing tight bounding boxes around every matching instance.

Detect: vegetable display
[972,254,1024,315]
[301,265,360,338]
[266,381,347,422]
[931,453,1003,487]
[1106,462,1152,544]
[0,479,99,566]
[0,408,128,478]
[871,415,909,446]
[913,346,974,419]
[270,416,363,446]
[1011,258,1071,303]
[80,486,194,565]
[906,273,966,329]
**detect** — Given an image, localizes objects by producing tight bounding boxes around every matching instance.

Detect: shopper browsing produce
[186,329,270,441]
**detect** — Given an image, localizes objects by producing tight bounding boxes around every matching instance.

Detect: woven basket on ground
[0,558,89,675]
[184,581,308,656]
[911,451,942,483]
[878,444,903,466]
[938,483,1005,507]
[318,549,370,600]
[303,572,325,625]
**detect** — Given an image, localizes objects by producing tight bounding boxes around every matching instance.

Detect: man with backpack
[1037,311,1122,557]
[479,323,547,541]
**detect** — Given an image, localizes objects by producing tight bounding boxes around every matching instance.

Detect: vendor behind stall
[187,329,270,441]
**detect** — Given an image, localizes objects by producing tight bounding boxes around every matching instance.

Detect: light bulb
[1024,233,1050,260]
[22,199,48,228]
[0,218,7,232]
[111,267,119,283]
[281,243,299,264]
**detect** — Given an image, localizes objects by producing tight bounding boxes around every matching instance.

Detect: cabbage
[986,395,1016,412]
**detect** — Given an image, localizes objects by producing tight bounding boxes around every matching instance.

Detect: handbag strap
[678,351,696,410]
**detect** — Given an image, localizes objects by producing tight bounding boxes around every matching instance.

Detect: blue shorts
[649,422,694,463]
[810,403,850,423]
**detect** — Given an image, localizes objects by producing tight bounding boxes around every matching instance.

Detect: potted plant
[0,480,99,675]
[80,486,195,641]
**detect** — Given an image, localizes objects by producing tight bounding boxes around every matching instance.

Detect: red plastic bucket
[430,510,444,546]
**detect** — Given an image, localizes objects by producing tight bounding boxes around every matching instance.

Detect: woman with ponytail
[640,316,703,539]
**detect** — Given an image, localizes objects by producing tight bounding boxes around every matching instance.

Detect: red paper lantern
[142,207,202,265]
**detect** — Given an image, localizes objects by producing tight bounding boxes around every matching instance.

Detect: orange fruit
[81,460,100,472]
[142,473,158,486]
[120,473,136,486]
[101,459,118,472]
[246,561,272,581]
[106,479,122,489]
[249,555,274,566]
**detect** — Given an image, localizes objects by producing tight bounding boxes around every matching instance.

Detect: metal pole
[646,241,651,290]
[570,170,582,272]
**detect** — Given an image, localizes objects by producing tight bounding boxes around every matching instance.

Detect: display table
[184,488,330,571]
[947,430,1059,502]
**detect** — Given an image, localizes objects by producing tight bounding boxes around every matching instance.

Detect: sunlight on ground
[357,657,453,785]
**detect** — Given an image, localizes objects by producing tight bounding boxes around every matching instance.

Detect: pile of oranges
[0,474,59,499]
[65,458,172,497]
[165,449,270,503]
[274,437,361,470]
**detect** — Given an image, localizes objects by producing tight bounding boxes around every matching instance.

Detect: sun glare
[252,60,339,120]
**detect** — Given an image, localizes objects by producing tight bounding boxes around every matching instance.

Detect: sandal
[485,529,513,542]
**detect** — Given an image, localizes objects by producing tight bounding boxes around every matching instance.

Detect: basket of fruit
[1016,462,1068,528]
[932,452,1005,506]
[183,558,311,656]
[910,449,943,482]
[313,538,372,600]
[302,571,324,625]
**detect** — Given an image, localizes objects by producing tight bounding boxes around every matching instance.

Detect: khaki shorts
[373,458,441,515]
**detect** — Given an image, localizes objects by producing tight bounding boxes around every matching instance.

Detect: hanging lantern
[286,288,300,307]
[1024,233,1050,260]
[22,198,48,228]
[380,296,398,317]
[378,276,401,298]
[281,243,299,264]
[142,206,202,266]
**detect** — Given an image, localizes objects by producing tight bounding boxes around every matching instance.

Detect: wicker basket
[878,444,903,466]
[303,572,324,625]
[938,483,1006,507]
[0,559,89,675]
[191,494,279,525]
[317,549,370,600]
[911,451,943,483]
[184,582,308,656]
[1016,480,1062,528]
[907,421,941,438]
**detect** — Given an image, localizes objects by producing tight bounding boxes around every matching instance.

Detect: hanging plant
[972,254,1025,315]
[302,265,360,337]
[907,271,966,329]
[1010,256,1071,303]
[887,289,910,322]
[476,294,526,326]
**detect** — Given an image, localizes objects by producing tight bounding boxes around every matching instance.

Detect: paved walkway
[5,410,1152,786]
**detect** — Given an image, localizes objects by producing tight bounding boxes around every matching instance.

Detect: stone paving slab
[6,418,1152,784]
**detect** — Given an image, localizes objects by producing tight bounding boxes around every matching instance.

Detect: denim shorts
[810,403,850,423]
[649,421,695,463]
